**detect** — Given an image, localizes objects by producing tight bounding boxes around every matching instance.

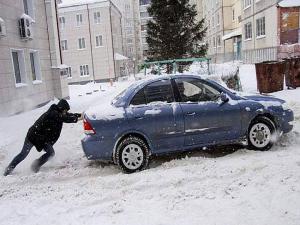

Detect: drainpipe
[109,1,117,80]
[54,0,63,65]
[87,4,96,83]
[221,0,225,62]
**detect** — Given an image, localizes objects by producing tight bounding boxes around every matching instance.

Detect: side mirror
[220,92,229,103]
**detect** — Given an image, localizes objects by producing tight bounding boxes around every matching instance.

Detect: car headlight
[282,102,291,111]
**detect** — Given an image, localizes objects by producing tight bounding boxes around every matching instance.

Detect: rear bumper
[81,135,114,162]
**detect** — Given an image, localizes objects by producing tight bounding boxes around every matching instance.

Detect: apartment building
[139,0,151,59]
[241,0,278,63]
[0,0,69,116]
[58,0,125,83]
[202,0,241,63]
[112,0,143,73]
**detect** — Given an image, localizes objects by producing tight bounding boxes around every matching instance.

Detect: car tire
[115,136,150,173]
[247,116,276,151]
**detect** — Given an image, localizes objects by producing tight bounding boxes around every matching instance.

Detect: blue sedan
[81,75,294,173]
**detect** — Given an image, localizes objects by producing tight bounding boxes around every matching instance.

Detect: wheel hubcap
[249,123,271,148]
[122,144,144,170]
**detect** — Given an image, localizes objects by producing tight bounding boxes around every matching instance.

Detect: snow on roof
[278,0,300,7]
[222,28,242,41]
[114,53,128,61]
[59,0,108,8]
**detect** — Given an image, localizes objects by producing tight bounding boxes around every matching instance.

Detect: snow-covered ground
[1,64,300,225]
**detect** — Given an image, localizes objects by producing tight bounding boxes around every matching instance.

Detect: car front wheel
[248,116,276,151]
[115,136,150,173]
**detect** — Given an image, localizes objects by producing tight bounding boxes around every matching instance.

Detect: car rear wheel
[248,116,276,151]
[115,136,149,173]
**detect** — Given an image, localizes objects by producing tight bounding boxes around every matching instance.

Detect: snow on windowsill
[243,5,251,10]
[256,35,266,40]
[32,80,42,85]
[244,38,252,42]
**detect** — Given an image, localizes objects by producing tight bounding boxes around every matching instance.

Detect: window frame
[29,50,42,83]
[76,14,83,27]
[79,64,89,77]
[61,40,68,51]
[95,35,103,47]
[256,17,266,38]
[59,16,65,30]
[94,11,101,24]
[23,0,35,19]
[78,37,86,49]
[244,22,252,40]
[10,49,27,87]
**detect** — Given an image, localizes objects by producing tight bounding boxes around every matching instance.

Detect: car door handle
[186,112,196,116]
[134,116,143,120]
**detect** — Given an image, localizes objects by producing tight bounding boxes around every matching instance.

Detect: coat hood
[57,99,70,111]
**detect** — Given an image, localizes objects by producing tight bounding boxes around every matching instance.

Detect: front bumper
[81,135,114,161]
[280,109,294,133]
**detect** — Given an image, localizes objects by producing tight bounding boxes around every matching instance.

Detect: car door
[174,77,242,146]
[126,79,184,153]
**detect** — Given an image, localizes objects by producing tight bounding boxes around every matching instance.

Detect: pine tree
[146,0,207,63]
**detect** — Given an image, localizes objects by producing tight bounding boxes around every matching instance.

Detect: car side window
[175,78,220,102]
[145,80,175,104]
[130,88,146,105]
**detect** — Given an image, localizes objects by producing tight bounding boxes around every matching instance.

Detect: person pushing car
[3,99,82,176]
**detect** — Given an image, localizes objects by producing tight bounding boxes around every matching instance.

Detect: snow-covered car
[81,75,294,173]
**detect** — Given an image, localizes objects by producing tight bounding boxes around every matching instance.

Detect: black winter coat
[26,104,79,151]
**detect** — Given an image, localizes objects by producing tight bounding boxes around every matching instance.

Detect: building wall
[58,1,123,83]
[0,0,59,116]
[241,0,278,63]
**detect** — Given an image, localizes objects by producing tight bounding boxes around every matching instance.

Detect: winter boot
[3,166,13,176]
[31,160,41,173]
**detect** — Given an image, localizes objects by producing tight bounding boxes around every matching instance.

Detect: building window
[29,51,41,82]
[94,12,101,24]
[61,40,68,51]
[11,49,26,85]
[80,65,89,76]
[95,35,103,47]
[232,8,235,21]
[67,67,72,78]
[256,17,265,37]
[59,17,65,30]
[243,0,251,9]
[141,24,147,32]
[78,38,85,49]
[217,13,220,25]
[140,0,151,5]
[23,0,34,19]
[217,35,221,46]
[213,37,216,47]
[76,14,83,26]
[212,16,215,27]
[140,11,149,18]
[245,22,252,40]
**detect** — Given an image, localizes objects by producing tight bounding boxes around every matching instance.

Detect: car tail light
[83,118,96,135]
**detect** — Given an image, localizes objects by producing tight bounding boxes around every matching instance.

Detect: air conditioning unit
[0,17,6,37]
[19,16,33,40]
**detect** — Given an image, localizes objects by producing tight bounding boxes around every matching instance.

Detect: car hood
[85,104,126,121]
[242,95,285,107]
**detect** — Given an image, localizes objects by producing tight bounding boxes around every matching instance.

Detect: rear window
[130,79,175,105]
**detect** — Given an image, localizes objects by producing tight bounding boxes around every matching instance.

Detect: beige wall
[59,1,123,83]
[0,0,60,115]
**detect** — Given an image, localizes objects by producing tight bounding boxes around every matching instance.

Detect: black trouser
[6,138,55,171]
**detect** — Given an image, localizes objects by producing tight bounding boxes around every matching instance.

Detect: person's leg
[4,139,34,176]
[31,143,55,173]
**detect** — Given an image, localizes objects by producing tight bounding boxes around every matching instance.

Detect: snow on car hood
[85,104,125,121]
[243,95,284,108]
